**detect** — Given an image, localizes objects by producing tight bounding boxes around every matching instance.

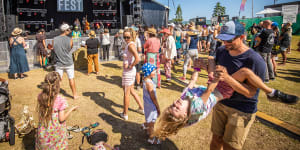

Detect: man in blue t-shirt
[209,21,266,150]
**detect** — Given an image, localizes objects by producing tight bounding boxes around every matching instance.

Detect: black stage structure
[2,0,168,38]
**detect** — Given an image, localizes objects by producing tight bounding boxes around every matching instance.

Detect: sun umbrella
[256,8,281,15]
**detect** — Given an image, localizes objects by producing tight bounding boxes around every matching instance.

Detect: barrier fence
[0,36,117,73]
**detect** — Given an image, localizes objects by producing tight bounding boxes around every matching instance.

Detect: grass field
[0,37,299,150]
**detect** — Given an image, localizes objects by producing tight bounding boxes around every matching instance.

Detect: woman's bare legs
[123,85,132,115]
[130,86,144,110]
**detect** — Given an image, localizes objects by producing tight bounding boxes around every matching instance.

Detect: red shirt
[144,37,160,53]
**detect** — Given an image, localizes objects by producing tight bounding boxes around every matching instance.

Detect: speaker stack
[92,0,118,29]
[17,0,47,33]
[219,15,229,24]
[0,0,6,40]
[196,17,206,25]
[122,15,133,27]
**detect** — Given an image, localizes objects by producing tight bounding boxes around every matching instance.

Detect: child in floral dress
[36,72,78,150]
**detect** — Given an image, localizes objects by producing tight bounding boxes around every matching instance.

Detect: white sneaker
[120,113,128,120]
[136,108,144,115]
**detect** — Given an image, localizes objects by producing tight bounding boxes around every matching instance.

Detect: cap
[271,22,278,27]
[142,63,157,77]
[168,23,175,27]
[60,24,70,32]
[216,21,244,41]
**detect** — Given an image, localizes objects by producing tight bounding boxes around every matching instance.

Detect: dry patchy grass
[0,36,299,149]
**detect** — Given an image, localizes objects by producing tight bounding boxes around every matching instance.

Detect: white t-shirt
[102,33,110,45]
[164,35,177,59]
[135,37,142,50]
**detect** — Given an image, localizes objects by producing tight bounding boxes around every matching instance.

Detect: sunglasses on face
[224,36,239,43]
[123,36,131,39]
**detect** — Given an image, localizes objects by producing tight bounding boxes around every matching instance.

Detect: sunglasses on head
[123,36,131,39]
[224,36,240,43]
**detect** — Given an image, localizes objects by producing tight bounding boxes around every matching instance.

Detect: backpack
[79,128,108,150]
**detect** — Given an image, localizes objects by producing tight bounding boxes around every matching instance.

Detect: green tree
[174,5,183,23]
[212,2,226,17]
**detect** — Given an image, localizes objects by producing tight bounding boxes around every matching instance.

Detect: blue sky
[156,0,299,20]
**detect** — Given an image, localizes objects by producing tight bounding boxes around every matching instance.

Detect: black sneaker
[267,90,299,104]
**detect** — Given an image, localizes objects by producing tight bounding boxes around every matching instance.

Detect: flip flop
[90,122,99,128]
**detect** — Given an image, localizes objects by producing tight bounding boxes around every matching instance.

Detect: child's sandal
[147,137,161,145]
[141,123,148,130]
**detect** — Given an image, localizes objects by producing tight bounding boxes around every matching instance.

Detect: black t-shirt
[216,46,266,113]
[86,38,99,54]
[258,29,275,53]
[280,32,291,48]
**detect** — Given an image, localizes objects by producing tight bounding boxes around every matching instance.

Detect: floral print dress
[36,95,69,150]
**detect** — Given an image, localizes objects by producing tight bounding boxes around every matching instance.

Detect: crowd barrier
[0,36,117,73]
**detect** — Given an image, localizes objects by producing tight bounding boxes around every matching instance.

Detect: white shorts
[55,64,75,79]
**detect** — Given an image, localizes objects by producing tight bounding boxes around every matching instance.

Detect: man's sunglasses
[123,36,131,39]
[224,36,240,43]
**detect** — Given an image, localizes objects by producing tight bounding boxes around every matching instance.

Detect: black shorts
[135,62,143,72]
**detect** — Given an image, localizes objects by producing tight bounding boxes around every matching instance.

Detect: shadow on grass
[101,63,122,69]
[161,80,184,93]
[22,129,36,150]
[99,113,179,150]
[82,92,136,116]
[286,57,300,65]
[276,69,300,82]
[97,76,122,87]
[37,82,73,99]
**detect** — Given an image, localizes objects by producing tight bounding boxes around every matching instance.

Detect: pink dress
[36,95,68,150]
[122,41,136,86]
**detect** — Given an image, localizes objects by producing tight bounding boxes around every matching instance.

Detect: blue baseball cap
[216,21,245,41]
[142,63,156,77]
[272,22,278,27]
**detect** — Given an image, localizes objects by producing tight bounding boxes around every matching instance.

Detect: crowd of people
[6,19,299,150]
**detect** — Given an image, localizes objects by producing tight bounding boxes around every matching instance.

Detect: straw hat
[187,31,197,36]
[189,26,196,31]
[88,30,96,38]
[160,28,171,35]
[118,29,124,34]
[148,28,157,35]
[11,27,23,36]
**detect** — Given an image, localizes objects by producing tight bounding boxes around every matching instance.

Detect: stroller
[0,79,15,145]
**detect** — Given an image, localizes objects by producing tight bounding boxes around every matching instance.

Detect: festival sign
[282,5,298,23]
[57,0,83,12]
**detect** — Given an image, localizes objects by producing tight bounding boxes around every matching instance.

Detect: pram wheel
[8,117,15,145]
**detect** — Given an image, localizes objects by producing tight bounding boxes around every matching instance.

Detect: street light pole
[252,0,253,18]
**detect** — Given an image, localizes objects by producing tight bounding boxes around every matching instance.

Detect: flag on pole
[240,0,247,11]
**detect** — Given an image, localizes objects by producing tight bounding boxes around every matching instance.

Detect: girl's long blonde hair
[151,105,190,140]
[37,72,60,128]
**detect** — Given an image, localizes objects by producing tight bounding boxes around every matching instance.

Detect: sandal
[90,122,99,128]
[67,131,73,139]
[147,137,161,145]
[141,123,148,130]
[67,125,81,133]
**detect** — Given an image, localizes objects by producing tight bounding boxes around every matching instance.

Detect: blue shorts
[144,101,158,123]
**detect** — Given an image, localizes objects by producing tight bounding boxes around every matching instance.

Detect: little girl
[141,63,161,144]
[36,72,78,149]
[152,57,298,140]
